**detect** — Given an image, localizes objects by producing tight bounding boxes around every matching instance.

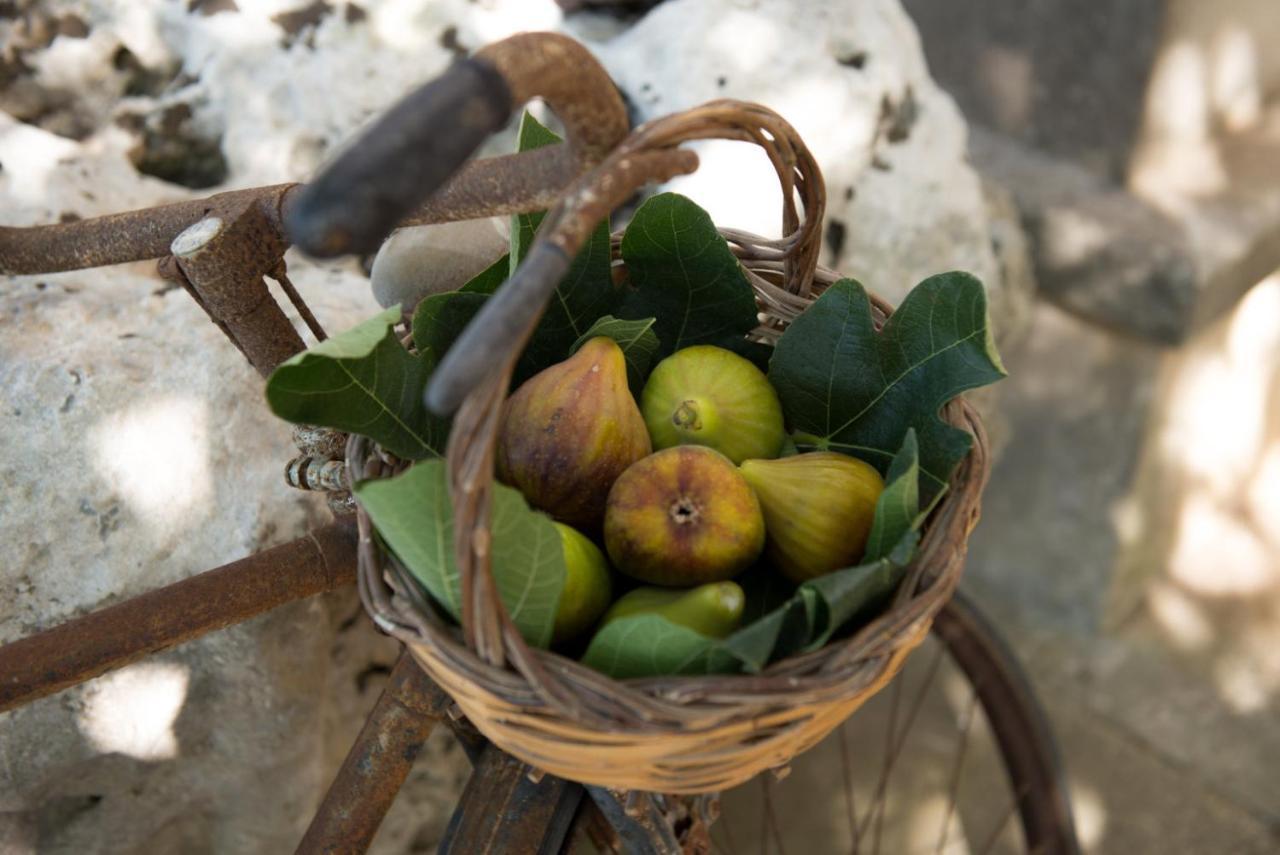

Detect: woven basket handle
[432,102,828,685]
[428,102,826,413]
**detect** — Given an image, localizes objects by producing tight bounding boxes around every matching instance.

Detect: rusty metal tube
[0,149,578,277]
[170,198,304,376]
[0,521,357,713]
[0,184,294,276]
[295,653,450,854]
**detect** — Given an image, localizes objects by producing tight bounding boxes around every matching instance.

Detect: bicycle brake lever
[286,58,512,257]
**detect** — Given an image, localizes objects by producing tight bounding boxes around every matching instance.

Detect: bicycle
[0,32,1079,854]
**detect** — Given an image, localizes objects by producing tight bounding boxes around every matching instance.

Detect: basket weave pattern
[351,101,991,793]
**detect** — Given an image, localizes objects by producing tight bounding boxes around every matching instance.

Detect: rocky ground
[0,1,1276,853]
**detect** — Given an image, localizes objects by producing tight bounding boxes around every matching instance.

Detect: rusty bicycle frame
[0,32,709,854]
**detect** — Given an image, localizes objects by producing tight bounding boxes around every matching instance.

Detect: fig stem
[791,430,830,450]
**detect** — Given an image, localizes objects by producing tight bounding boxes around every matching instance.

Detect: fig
[604,446,765,585]
[601,581,745,639]
[641,345,785,464]
[739,452,885,582]
[497,337,652,527]
[551,523,613,645]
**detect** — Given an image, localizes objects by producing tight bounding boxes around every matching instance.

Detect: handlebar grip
[287,58,513,257]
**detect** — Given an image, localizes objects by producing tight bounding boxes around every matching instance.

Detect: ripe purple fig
[497,337,651,528]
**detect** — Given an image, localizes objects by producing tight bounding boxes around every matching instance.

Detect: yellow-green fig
[552,523,613,644]
[602,581,745,639]
[641,345,785,464]
[604,446,765,585]
[739,452,884,582]
[497,337,652,528]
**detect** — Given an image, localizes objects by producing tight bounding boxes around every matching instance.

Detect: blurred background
[0,0,1277,852]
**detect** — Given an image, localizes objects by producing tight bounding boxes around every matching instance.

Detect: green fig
[552,523,613,644]
[497,337,652,528]
[739,452,884,582]
[604,446,765,585]
[602,581,745,639]
[641,345,785,464]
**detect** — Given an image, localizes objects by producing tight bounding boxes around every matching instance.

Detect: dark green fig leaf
[770,274,1005,496]
[618,192,760,359]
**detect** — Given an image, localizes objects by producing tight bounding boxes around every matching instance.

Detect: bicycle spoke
[936,690,980,853]
[855,640,947,851]
[713,806,740,855]
[859,667,902,854]
[838,724,858,854]
[715,594,1077,855]
[760,776,770,855]
[975,782,1029,855]
[763,775,788,855]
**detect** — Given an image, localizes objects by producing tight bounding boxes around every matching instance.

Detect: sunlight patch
[78,662,190,761]
[90,396,213,528]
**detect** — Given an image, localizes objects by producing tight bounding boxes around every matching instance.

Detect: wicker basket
[350,100,990,794]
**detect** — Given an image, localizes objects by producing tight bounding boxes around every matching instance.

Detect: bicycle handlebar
[287,58,512,257]
[287,33,632,259]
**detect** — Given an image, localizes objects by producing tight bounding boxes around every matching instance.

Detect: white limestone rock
[594,0,1023,322]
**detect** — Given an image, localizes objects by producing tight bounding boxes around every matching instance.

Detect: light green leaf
[618,193,760,358]
[771,274,1005,497]
[571,315,660,390]
[266,307,445,459]
[354,460,566,649]
[580,614,738,679]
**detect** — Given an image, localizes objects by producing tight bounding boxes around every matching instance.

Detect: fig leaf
[770,274,1005,497]
[354,460,567,649]
[265,307,447,459]
[412,291,488,365]
[618,192,761,359]
[459,252,509,295]
[863,428,923,562]
[581,614,738,679]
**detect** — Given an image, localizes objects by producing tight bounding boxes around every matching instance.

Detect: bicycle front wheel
[708,589,1080,855]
